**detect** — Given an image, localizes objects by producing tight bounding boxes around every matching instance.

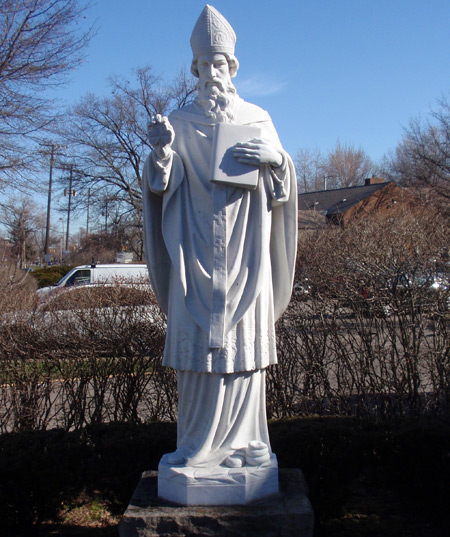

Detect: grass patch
[0,417,449,536]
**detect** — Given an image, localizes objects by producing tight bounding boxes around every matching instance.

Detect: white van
[37,263,149,297]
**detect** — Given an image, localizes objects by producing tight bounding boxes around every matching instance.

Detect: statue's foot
[224,453,245,468]
[245,441,271,466]
[166,449,186,465]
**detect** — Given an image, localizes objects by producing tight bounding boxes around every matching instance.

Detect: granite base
[118,468,314,537]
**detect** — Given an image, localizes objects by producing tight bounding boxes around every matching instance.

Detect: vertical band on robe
[209,183,227,348]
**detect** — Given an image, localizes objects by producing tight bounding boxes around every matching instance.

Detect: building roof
[298,181,392,216]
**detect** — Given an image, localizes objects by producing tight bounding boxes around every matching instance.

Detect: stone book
[210,122,261,189]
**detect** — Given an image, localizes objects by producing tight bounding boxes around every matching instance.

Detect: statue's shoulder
[234,99,272,125]
[169,102,207,124]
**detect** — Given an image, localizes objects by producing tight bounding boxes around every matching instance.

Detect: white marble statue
[143,5,297,481]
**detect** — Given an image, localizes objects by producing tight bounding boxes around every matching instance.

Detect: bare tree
[385,96,450,206]
[60,66,196,219]
[295,147,324,193]
[0,198,45,267]
[296,142,376,192]
[0,0,94,185]
[321,141,375,189]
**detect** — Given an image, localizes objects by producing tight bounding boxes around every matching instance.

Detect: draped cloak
[143,98,297,375]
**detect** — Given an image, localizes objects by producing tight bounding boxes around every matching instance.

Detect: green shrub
[30,265,75,288]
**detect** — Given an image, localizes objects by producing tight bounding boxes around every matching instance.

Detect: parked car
[359,266,449,317]
[36,263,149,298]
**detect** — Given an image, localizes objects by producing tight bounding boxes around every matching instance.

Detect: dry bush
[0,266,38,312]
[269,207,450,419]
[2,206,449,431]
[0,283,175,432]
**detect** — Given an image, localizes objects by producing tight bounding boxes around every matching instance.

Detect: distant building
[298,178,415,229]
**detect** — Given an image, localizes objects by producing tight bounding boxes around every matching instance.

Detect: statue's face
[196,53,230,87]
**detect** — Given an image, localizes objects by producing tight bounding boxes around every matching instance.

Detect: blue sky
[53,0,450,164]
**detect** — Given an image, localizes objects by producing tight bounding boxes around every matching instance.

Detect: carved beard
[195,78,237,123]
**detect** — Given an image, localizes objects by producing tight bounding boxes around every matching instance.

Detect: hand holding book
[210,123,282,190]
[233,139,283,168]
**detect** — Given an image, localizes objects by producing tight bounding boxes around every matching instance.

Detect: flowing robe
[142,98,297,466]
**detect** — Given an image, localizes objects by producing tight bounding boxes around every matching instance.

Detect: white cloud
[235,73,287,97]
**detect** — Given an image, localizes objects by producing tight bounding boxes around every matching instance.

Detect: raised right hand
[147,114,175,160]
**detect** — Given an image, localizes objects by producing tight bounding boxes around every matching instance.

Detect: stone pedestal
[158,453,279,505]
[118,468,314,537]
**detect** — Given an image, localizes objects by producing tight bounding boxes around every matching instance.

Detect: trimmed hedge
[1,418,449,536]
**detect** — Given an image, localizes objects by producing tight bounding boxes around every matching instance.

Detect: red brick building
[298,178,416,229]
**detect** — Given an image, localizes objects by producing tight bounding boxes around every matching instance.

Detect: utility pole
[42,143,65,262]
[64,164,76,250]
[44,144,55,258]
[104,198,109,235]
[59,217,65,264]
[86,188,91,239]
